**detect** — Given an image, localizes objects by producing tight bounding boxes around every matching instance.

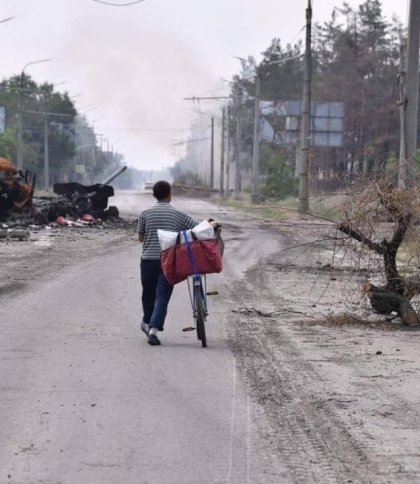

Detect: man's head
[153,180,171,201]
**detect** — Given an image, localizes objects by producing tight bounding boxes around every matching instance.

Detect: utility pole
[43,115,49,190]
[403,0,420,185]
[220,108,226,196]
[225,106,231,196]
[398,38,407,188]
[17,74,24,170]
[24,109,73,187]
[183,96,231,187]
[234,91,242,199]
[298,0,312,213]
[210,117,214,188]
[16,59,53,170]
[252,75,262,199]
[91,145,96,184]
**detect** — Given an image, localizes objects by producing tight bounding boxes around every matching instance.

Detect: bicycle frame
[187,274,208,318]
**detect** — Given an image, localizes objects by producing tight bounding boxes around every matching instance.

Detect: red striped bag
[161,234,222,285]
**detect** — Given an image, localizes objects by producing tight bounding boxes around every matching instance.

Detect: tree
[334,172,420,325]
[312,1,400,177]
[260,149,298,199]
[178,1,406,192]
[0,75,77,183]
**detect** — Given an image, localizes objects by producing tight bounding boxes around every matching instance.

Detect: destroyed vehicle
[0,158,34,218]
[52,166,127,219]
[53,182,116,217]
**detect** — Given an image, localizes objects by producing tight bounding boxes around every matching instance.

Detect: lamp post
[17,58,52,170]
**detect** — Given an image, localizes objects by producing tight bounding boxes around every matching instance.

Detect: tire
[194,283,207,348]
[106,206,119,218]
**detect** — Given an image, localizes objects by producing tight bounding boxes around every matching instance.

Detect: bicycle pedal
[182,326,196,332]
[206,291,219,296]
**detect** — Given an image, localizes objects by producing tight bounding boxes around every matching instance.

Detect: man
[138,180,198,346]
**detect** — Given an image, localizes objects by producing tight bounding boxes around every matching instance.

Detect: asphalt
[0,193,284,484]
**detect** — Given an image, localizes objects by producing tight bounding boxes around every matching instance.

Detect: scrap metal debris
[232,307,281,317]
[0,158,35,218]
[0,227,30,241]
[0,162,128,236]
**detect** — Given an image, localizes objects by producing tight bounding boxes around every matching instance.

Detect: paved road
[0,192,284,483]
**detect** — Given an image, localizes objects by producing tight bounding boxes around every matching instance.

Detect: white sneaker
[141,321,150,337]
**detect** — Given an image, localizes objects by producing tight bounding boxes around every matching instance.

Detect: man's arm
[138,213,145,243]
[182,212,199,230]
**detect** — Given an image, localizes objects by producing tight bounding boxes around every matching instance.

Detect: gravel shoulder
[221,212,420,483]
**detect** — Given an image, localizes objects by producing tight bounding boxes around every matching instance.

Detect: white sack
[157,229,178,251]
[192,220,215,240]
[158,220,215,251]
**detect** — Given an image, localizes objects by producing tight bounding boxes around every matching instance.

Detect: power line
[287,25,306,46]
[172,137,211,146]
[92,0,145,5]
[97,126,189,132]
[183,96,232,102]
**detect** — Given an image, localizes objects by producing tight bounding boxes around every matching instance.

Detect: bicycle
[187,273,208,347]
[182,224,222,348]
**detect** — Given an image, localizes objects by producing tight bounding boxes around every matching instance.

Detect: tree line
[0,74,125,187]
[173,0,410,198]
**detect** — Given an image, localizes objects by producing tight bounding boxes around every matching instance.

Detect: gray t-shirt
[138,202,198,259]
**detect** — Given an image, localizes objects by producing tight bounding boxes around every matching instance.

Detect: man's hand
[138,234,145,243]
[208,219,221,229]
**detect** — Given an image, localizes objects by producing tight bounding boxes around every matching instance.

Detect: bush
[261,152,298,199]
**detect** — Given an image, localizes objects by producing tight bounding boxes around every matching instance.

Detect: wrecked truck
[0,158,35,218]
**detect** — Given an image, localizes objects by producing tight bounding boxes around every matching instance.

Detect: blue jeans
[140,259,174,331]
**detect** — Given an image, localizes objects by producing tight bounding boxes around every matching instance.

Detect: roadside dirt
[223,215,420,483]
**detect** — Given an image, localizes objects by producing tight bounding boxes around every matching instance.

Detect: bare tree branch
[336,222,385,255]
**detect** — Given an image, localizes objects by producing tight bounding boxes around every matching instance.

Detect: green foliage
[0,128,16,159]
[172,168,204,187]
[312,0,400,173]
[385,151,398,171]
[220,0,404,188]
[0,74,78,182]
[261,151,298,200]
[0,74,123,184]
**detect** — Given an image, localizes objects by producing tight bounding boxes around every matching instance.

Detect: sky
[0,0,409,172]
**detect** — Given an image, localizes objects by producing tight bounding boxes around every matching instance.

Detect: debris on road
[0,164,128,238]
[0,158,35,218]
[0,228,30,241]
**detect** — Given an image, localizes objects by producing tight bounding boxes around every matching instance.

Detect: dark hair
[153,180,171,200]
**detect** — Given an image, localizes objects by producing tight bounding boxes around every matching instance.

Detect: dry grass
[312,312,397,330]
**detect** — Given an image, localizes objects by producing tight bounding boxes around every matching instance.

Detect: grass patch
[216,192,348,222]
[217,195,299,220]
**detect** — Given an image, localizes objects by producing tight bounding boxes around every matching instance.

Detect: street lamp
[17,58,52,170]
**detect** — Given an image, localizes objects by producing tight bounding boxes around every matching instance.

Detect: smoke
[1,0,406,172]
[48,1,219,171]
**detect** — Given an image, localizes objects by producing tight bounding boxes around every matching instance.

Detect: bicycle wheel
[194,283,207,348]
